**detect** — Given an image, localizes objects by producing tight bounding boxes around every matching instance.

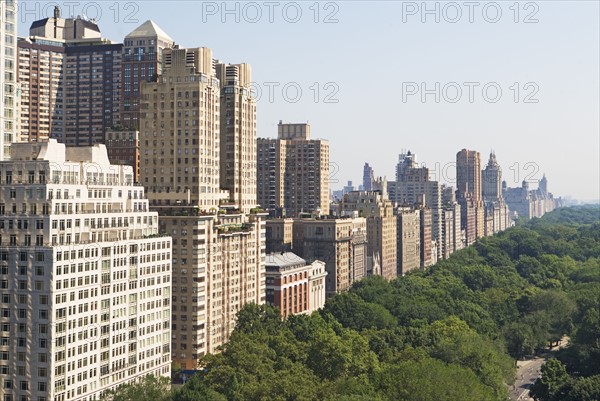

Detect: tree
[530,359,571,401]
[172,375,226,401]
[325,292,396,331]
[374,357,497,401]
[100,375,172,401]
[528,290,576,345]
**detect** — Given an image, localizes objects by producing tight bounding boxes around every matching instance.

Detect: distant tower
[482,150,502,201]
[456,149,485,245]
[122,20,175,130]
[363,163,374,191]
[373,176,388,199]
[539,174,548,195]
[456,149,482,201]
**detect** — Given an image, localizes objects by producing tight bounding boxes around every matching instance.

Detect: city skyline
[2,3,593,399]
[16,1,599,201]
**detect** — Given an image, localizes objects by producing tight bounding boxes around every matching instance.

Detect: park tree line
[102,205,600,401]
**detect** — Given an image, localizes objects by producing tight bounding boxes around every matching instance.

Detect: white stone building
[0,140,171,401]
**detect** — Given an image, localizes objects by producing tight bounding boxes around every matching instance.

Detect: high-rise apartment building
[539,174,548,195]
[0,140,172,401]
[340,191,397,281]
[503,178,558,220]
[257,122,330,217]
[140,47,266,369]
[121,21,174,130]
[0,0,18,160]
[481,151,509,234]
[482,151,502,201]
[395,207,421,275]
[456,149,485,245]
[291,218,367,296]
[25,11,123,147]
[216,62,257,213]
[388,151,443,259]
[17,37,65,143]
[441,185,463,257]
[281,122,330,217]
[141,47,222,206]
[29,7,102,40]
[419,206,434,268]
[457,149,482,200]
[257,138,287,214]
[266,217,367,296]
[363,163,374,191]
[63,41,122,146]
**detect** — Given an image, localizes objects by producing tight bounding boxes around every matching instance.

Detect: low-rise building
[265,252,326,317]
[265,217,367,297]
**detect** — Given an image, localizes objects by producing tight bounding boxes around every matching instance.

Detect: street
[509,338,569,401]
[510,357,544,401]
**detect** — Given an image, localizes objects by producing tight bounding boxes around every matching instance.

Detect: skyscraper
[26,11,123,147]
[388,151,443,260]
[257,122,330,217]
[63,41,122,146]
[441,185,464,256]
[0,140,172,401]
[539,174,548,195]
[257,138,287,213]
[140,47,266,368]
[141,47,222,207]
[121,20,174,130]
[457,149,482,201]
[396,207,421,275]
[216,62,257,213]
[456,149,485,244]
[363,163,374,191]
[340,191,397,281]
[17,37,65,143]
[482,151,502,201]
[482,151,510,234]
[0,0,18,160]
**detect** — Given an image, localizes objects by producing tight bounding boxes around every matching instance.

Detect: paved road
[509,357,544,401]
[508,338,569,401]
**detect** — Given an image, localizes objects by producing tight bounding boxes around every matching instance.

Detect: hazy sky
[19,1,600,201]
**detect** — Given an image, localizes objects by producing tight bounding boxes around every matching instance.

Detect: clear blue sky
[19,1,600,201]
